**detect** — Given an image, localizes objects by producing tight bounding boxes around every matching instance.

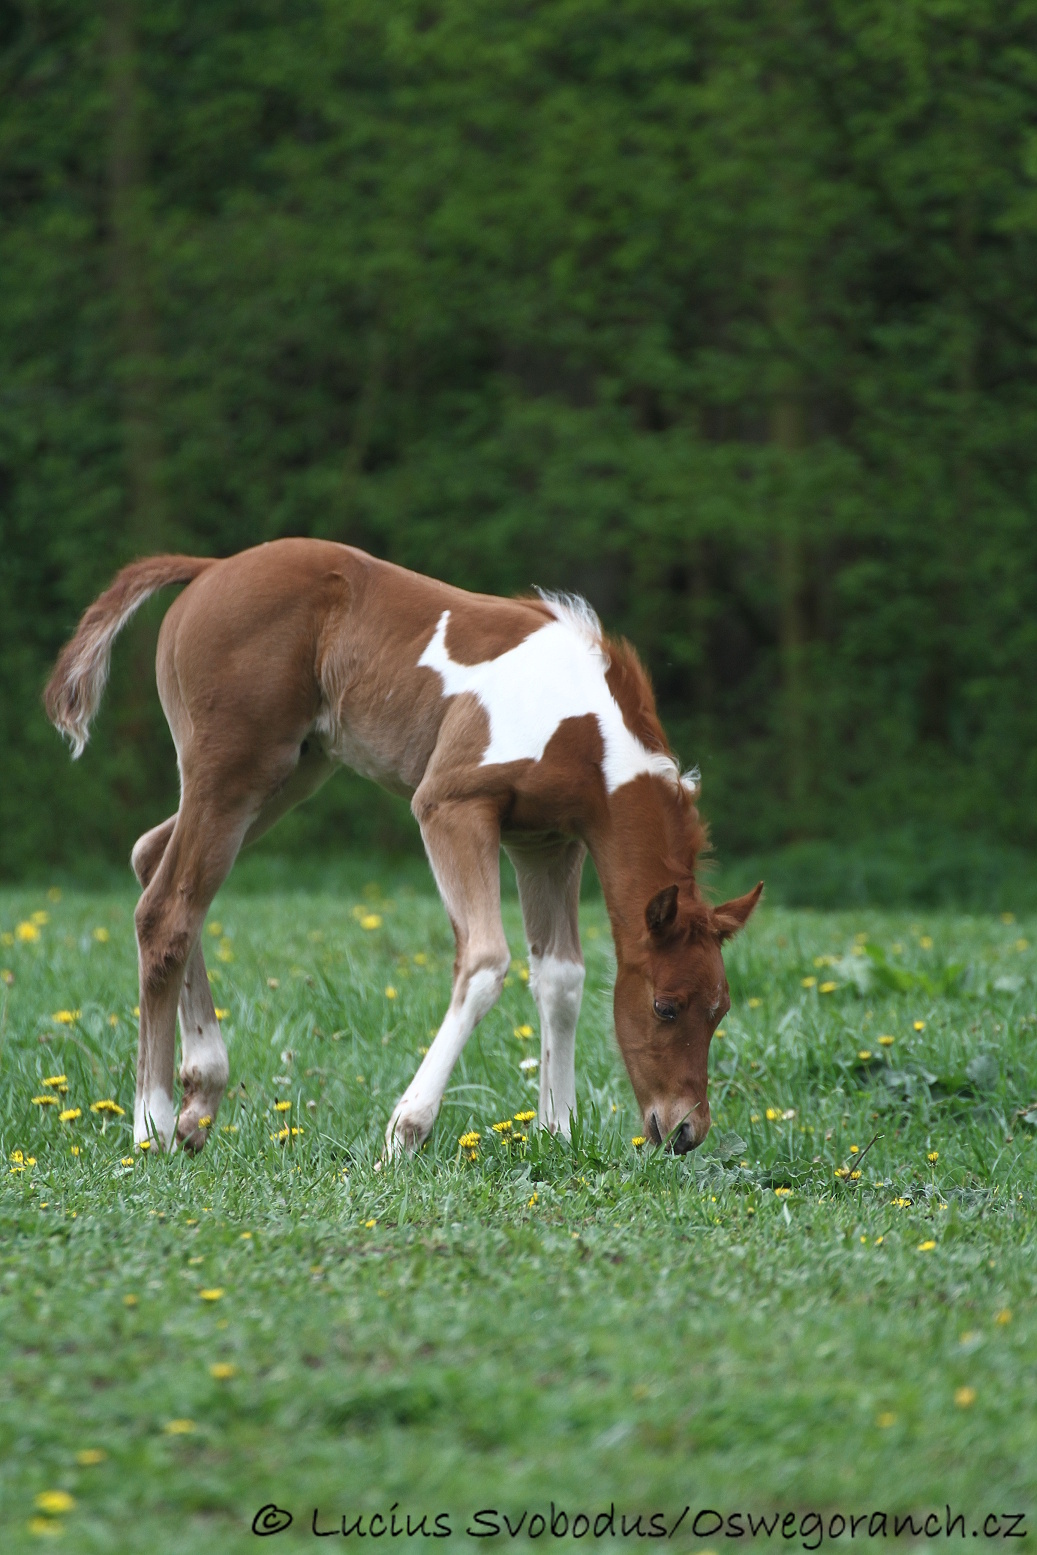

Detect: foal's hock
[46,540,761,1156]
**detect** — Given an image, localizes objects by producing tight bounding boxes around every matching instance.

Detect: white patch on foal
[134,1089,176,1150]
[418,607,677,793]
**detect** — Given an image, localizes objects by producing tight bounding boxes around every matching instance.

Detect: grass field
[1,869,1036,1552]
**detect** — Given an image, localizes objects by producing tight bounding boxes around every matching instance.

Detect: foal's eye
[653,998,678,1022]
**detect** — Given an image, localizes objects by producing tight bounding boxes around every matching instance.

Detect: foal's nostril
[671,1120,697,1154]
[648,1110,662,1145]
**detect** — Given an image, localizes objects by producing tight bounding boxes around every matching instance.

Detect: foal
[45,540,761,1156]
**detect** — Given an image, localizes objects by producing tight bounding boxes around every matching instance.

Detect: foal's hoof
[176,1095,217,1153]
[384,1100,435,1159]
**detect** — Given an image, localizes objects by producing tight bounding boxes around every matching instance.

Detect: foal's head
[613,881,763,1153]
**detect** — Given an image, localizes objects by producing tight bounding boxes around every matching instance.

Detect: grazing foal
[45,540,761,1156]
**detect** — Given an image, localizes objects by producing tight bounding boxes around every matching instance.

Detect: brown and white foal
[45,540,761,1157]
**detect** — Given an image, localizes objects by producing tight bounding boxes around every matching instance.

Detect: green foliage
[2,2,1037,879]
[2,884,1037,1546]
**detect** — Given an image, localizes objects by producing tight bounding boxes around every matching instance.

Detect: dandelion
[527,1192,538,1207]
[35,1491,74,1515]
[849,1170,861,1180]
[876,1412,897,1429]
[519,968,529,982]
[814,954,836,967]
[714,1028,725,1038]
[927,1150,939,1163]
[274,1100,291,1113]
[214,1008,229,1020]
[774,1187,792,1197]
[920,935,933,950]
[216,938,234,962]
[835,1167,849,1179]
[849,1144,859,1154]
[631,1135,647,1147]
[413,952,428,965]
[384,986,397,1000]
[492,1119,512,1134]
[1016,938,1029,951]
[917,1240,936,1252]
[954,1387,976,1408]
[1001,912,1016,924]
[32,1096,58,1107]
[801,976,817,989]
[59,1108,81,1123]
[513,1023,533,1040]
[92,927,110,943]
[43,1075,68,1089]
[913,1020,925,1031]
[858,1050,872,1061]
[878,1035,894,1046]
[76,1449,106,1466]
[123,1294,138,1307]
[138,1140,150,1151]
[16,921,40,942]
[70,1146,79,1156]
[749,1113,760,1123]
[90,1099,125,1116]
[120,1157,134,1167]
[271,1127,290,1142]
[52,1011,80,1024]
[199,1288,224,1301]
[208,921,222,936]
[164,1419,196,1434]
[458,1131,480,1149]
[364,1219,377,1229]
[209,1362,236,1380]
[1,967,12,982]
[892,1197,913,1208]
[360,914,382,930]
[819,981,838,994]
[747,996,761,1008]
[514,1110,536,1123]
[996,1309,1012,1325]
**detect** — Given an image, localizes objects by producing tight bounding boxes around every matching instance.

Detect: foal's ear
[714,882,764,942]
[645,884,680,937]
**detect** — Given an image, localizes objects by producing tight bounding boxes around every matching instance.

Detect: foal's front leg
[385,797,510,1157]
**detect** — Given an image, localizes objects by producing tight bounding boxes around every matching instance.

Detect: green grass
[1,873,1036,1552]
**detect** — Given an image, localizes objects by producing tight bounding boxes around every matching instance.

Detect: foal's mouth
[647,1110,700,1154]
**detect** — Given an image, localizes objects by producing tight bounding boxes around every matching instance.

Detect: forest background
[3,0,1037,906]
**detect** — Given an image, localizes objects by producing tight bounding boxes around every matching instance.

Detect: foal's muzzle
[647,1111,703,1155]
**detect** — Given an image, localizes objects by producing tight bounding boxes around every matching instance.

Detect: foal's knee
[134,896,192,994]
[459,949,510,1020]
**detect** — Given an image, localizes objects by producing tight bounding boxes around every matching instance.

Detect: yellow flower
[216,938,234,962]
[774,1186,792,1197]
[138,1140,150,1151]
[927,1150,939,1163]
[747,996,761,1008]
[919,935,933,949]
[384,986,397,1000]
[274,1100,291,1112]
[917,1240,936,1252]
[514,1110,536,1123]
[492,1119,512,1133]
[849,1144,859,1154]
[92,927,110,943]
[631,1135,647,1147]
[813,954,836,967]
[164,1419,196,1434]
[43,1075,68,1088]
[749,1113,760,1123]
[892,1197,913,1208]
[208,921,222,936]
[209,1362,236,1380]
[31,911,50,926]
[878,1035,894,1046]
[90,1099,125,1116]
[123,1294,138,1306]
[59,1108,81,1123]
[16,921,40,941]
[270,1127,290,1142]
[1,964,12,979]
[120,1156,134,1167]
[519,968,529,982]
[954,1386,976,1408]
[527,1192,538,1206]
[360,914,382,930]
[70,1146,79,1156]
[801,976,817,988]
[75,1449,106,1466]
[913,1020,925,1031]
[876,1411,897,1429]
[364,1219,377,1229]
[214,1008,229,1020]
[858,1050,872,1060]
[1001,911,1015,924]
[996,1308,1012,1325]
[199,1288,224,1301]
[714,1027,725,1038]
[458,1131,480,1149]
[834,1167,849,1178]
[819,981,838,994]
[513,1023,534,1039]
[849,1170,861,1180]
[34,1491,74,1515]
[51,1011,80,1024]
[1016,938,1029,951]
[32,1095,59,1106]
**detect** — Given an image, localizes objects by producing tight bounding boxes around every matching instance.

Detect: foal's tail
[44,554,216,758]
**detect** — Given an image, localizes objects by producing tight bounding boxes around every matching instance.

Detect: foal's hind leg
[133,797,248,1150]
[131,814,230,1152]
[505,839,586,1138]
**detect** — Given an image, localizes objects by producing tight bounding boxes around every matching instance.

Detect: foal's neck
[584,776,700,962]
